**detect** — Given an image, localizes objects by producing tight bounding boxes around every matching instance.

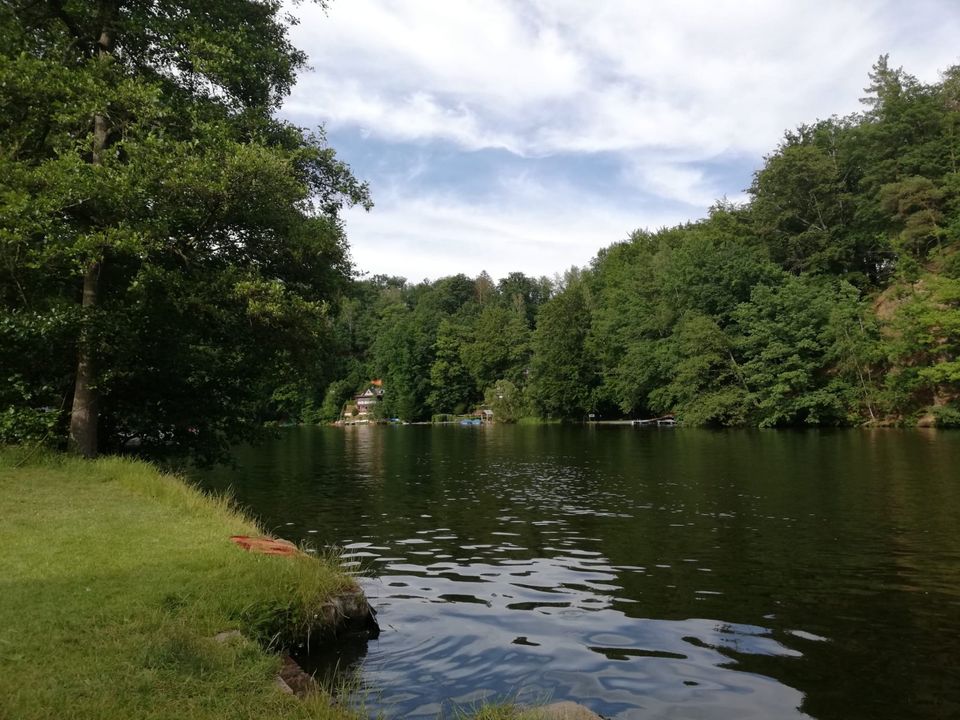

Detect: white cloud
[341,182,686,283]
[288,0,960,158]
[622,161,719,208]
[282,0,960,276]
[288,82,520,151]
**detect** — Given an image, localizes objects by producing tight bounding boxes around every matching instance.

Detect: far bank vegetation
[5,39,960,467]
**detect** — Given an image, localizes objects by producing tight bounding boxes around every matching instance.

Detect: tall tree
[0,1,369,459]
[460,304,530,391]
[428,319,475,414]
[733,276,859,426]
[529,281,597,419]
[884,275,960,417]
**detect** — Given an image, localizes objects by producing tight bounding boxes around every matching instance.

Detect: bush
[942,251,960,280]
[930,404,960,427]
[484,380,525,423]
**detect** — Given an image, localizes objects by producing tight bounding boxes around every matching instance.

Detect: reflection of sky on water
[289,432,814,718]
[326,518,813,720]
[349,550,810,720]
[199,426,960,720]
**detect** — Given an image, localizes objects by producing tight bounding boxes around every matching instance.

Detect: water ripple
[197,426,960,720]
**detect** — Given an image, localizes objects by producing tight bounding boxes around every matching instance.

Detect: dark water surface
[194,426,960,719]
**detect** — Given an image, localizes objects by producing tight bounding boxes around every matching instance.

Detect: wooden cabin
[354,380,385,417]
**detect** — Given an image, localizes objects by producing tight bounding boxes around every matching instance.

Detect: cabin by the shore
[352,380,384,419]
[339,380,386,424]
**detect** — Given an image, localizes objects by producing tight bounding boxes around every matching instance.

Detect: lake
[194,425,960,720]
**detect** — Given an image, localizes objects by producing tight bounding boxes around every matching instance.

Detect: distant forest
[319,57,960,429]
[4,16,959,465]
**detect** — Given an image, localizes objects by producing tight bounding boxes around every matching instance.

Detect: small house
[354,380,385,417]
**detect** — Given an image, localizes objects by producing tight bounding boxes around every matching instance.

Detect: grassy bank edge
[0,448,362,720]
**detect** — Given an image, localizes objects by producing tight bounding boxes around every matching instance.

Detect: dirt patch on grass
[230,535,299,556]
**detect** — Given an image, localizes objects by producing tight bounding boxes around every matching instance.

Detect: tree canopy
[0,0,369,462]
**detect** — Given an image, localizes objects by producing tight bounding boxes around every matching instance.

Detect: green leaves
[883,275,960,416]
[484,380,525,423]
[529,281,596,419]
[646,313,749,426]
[733,276,863,426]
[1,2,366,460]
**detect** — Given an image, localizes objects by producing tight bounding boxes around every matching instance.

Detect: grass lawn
[0,449,361,720]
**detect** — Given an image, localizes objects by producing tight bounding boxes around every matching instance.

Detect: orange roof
[370,379,383,387]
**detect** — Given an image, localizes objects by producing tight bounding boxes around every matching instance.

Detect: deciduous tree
[0,1,369,460]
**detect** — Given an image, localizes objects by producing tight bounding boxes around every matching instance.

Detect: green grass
[0,449,361,720]
[452,701,545,720]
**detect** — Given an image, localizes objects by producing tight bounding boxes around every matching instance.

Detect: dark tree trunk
[68,260,101,457]
[69,17,113,458]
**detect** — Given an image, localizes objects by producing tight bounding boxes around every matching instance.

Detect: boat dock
[631,414,676,427]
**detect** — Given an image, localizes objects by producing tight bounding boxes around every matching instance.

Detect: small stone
[213,630,243,644]
[279,654,317,698]
[275,675,295,695]
[535,701,605,720]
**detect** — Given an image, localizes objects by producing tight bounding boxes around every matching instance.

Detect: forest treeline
[321,57,960,429]
[2,4,958,468]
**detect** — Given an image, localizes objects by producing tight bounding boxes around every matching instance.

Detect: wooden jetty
[632,414,676,428]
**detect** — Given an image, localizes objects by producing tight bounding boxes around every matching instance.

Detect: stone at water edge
[279,654,317,697]
[535,701,605,720]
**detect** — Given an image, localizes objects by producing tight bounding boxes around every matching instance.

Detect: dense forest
[2,0,958,467]
[320,57,960,429]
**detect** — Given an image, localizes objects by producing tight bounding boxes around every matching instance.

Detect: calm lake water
[194,426,960,720]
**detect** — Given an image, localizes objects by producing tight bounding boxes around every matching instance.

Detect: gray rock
[278,653,317,698]
[535,701,605,720]
[212,629,243,644]
[312,587,380,640]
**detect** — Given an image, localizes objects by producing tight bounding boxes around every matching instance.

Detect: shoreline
[0,449,375,720]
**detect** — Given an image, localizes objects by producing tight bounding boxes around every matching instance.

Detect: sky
[281,0,960,283]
